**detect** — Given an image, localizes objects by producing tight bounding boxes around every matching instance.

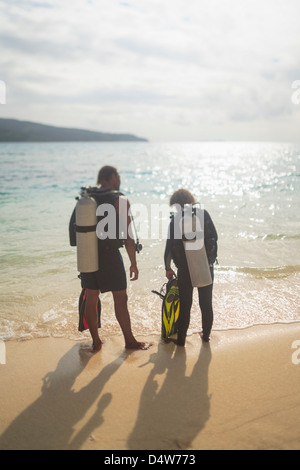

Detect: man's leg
[112,290,150,350]
[177,277,193,347]
[198,267,214,342]
[85,288,102,351]
[198,283,214,341]
[176,267,194,347]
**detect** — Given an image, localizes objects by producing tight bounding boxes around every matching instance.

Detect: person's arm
[204,210,218,265]
[126,240,139,281]
[116,196,138,281]
[164,220,176,279]
[164,240,175,279]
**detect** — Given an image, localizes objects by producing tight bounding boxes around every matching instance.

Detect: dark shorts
[80,249,127,293]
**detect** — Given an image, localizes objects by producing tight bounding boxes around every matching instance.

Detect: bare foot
[125,341,153,351]
[92,340,103,352]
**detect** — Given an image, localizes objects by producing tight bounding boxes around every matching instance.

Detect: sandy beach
[0,323,299,451]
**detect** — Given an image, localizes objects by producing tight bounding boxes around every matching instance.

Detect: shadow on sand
[1,340,212,450]
[0,343,126,450]
[128,342,212,450]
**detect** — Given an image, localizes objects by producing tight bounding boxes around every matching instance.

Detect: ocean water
[0,141,299,342]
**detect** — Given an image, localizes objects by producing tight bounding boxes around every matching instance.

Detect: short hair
[169,189,196,207]
[97,166,118,185]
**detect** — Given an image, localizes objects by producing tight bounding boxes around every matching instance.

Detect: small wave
[212,319,300,332]
[217,265,300,278]
[237,233,300,241]
[0,250,72,269]
[260,233,300,241]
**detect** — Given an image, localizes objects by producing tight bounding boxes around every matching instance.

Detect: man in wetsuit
[80,166,149,351]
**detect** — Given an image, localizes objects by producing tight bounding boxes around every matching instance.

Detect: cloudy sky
[0,0,299,141]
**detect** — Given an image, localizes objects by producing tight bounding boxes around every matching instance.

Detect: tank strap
[75,224,97,233]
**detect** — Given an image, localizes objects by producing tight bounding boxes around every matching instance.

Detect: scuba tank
[75,192,99,273]
[177,204,213,288]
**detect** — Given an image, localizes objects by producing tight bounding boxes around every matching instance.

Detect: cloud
[0,0,300,140]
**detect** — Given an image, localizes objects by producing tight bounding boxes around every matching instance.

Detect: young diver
[73,165,151,352]
[164,189,218,347]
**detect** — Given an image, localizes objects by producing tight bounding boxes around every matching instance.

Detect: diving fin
[78,288,101,332]
[153,279,180,341]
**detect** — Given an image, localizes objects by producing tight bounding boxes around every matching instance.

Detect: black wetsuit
[164,210,218,346]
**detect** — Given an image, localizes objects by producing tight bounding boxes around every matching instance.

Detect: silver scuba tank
[181,205,212,288]
[75,193,99,273]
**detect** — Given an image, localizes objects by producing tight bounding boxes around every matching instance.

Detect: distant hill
[0,118,148,142]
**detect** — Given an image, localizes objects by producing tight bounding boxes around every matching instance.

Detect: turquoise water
[0,141,299,341]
